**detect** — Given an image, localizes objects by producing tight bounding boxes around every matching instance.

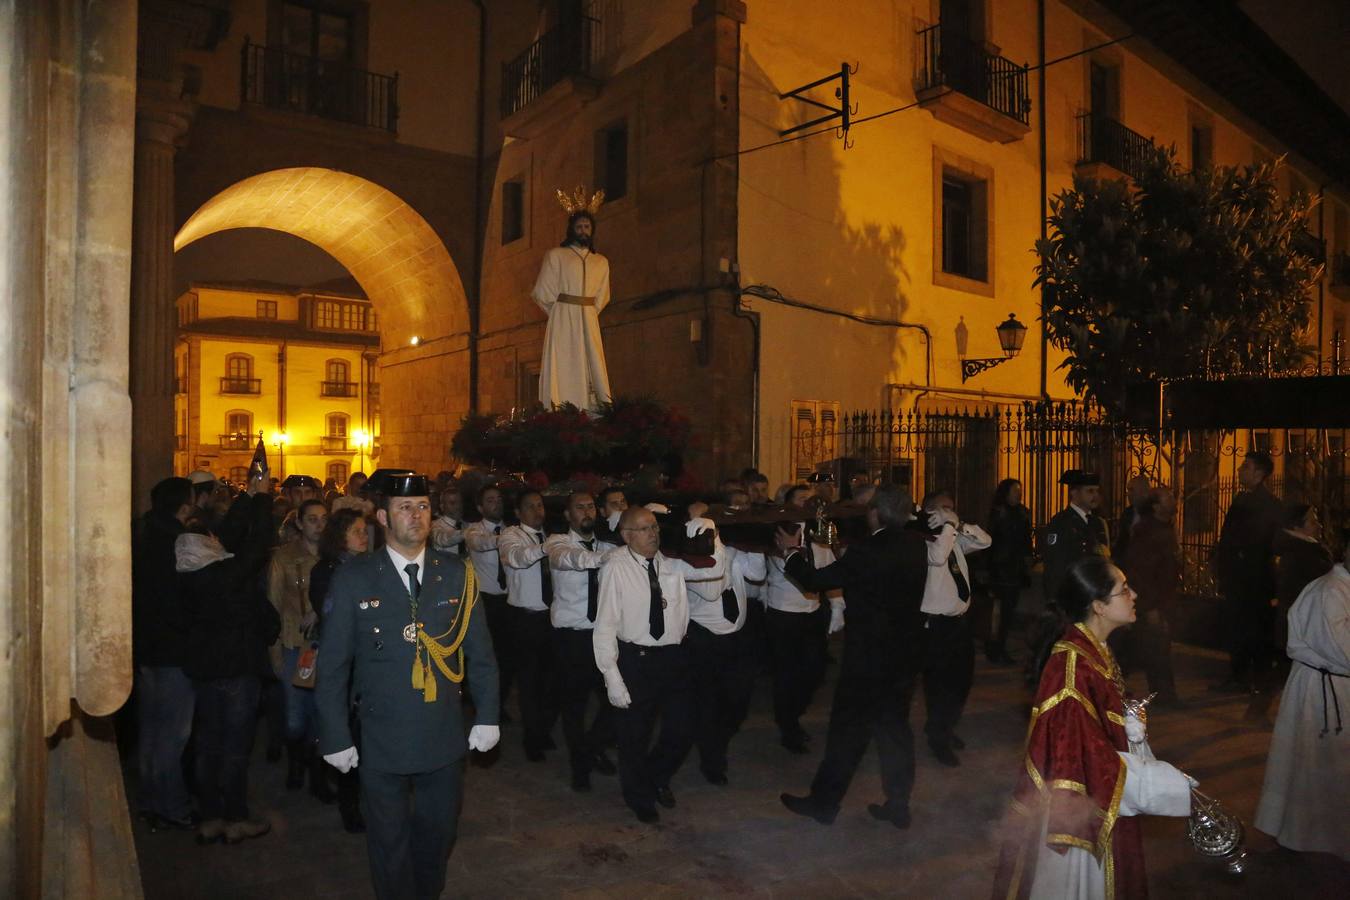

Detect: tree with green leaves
[1036,146,1323,412]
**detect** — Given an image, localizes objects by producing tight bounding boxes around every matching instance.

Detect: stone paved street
[130,629,1350,899]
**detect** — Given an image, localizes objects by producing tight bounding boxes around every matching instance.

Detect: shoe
[929,742,960,767]
[151,812,198,832]
[339,805,366,834]
[950,734,966,751]
[223,817,271,843]
[571,772,593,793]
[590,751,617,776]
[631,806,660,824]
[779,793,837,825]
[1209,679,1247,694]
[195,818,227,845]
[655,786,676,809]
[867,804,912,829]
[702,768,729,786]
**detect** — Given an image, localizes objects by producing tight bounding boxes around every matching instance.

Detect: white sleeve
[431,518,464,552]
[957,523,992,553]
[545,535,608,571]
[592,560,624,692]
[499,528,546,569]
[928,525,955,565]
[464,524,499,553]
[593,256,611,313]
[1116,752,1193,818]
[531,250,560,313]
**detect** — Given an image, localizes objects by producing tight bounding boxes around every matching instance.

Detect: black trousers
[765,606,828,736]
[553,626,613,777]
[360,761,463,900]
[1222,590,1277,687]
[921,613,974,745]
[686,622,756,778]
[987,584,1021,653]
[479,592,513,709]
[809,668,918,811]
[506,605,558,752]
[613,641,695,812]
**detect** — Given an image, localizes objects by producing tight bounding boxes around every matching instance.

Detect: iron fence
[241,40,399,133]
[500,17,598,119]
[1076,112,1153,181]
[915,22,1029,124]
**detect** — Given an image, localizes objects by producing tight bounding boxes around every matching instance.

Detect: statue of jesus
[531,188,612,411]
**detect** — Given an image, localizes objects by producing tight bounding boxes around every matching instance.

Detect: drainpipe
[278,340,287,479]
[469,0,488,415]
[1316,183,1326,366]
[1037,0,1049,401]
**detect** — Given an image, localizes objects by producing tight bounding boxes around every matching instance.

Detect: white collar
[386,544,426,571]
[1283,528,1319,545]
[1069,503,1091,521]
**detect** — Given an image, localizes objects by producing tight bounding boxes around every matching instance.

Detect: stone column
[129,83,192,509]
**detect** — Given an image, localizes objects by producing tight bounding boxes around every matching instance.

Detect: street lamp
[352,427,373,474]
[960,313,1028,382]
[270,430,289,480]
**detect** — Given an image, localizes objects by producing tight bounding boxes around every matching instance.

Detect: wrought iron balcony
[220,377,261,394]
[916,23,1029,125]
[241,39,399,133]
[321,381,359,398]
[500,17,598,120]
[1076,113,1153,181]
[321,436,349,452]
[219,433,253,451]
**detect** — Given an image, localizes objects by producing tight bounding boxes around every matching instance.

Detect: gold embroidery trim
[1107,711,1125,726]
[1049,779,1088,795]
[1047,833,1096,853]
[1096,755,1127,860]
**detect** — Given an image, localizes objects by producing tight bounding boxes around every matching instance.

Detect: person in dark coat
[775,485,929,828]
[308,506,372,834]
[132,476,195,830]
[984,478,1033,665]
[316,474,500,900]
[1113,475,1152,559]
[179,472,279,844]
[1116,488,1181,703]
[1211,451,1282,694]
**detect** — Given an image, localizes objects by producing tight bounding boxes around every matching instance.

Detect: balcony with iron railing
[1076,113,1153,182]
[321,381,360,398]
[219,433,253,451]
[500,17,600,138]
[321,436,350,453]
[915,22,1030,143]
[220,377,261,395]
[241,38,399,133]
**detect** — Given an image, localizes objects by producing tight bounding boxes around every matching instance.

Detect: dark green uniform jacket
[1041,506,1110,606]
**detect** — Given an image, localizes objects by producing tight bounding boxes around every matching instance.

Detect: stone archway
[175,167,472,473]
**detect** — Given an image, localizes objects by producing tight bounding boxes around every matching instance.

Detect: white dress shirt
[765,542,842,613]
[545,530,615,630]
[385,544,427,597]
[464,519,507,594]
[687,543,767,635]
[499,524,550,611]
[921,521,992,616]
[431,515,466,554]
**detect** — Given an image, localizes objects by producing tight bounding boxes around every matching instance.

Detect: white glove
[1124,711,1147,744]
[926,510,951,531]
[606,678,632,709]
[467,724,500,753]
[829,604,845,634]
[324,746,359,773]
[685,516,715,538]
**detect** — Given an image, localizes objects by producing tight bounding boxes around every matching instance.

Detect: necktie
[721,586,740,624]
[452,520,465,557]
[646,558,665,640]
[405,562,421,609]
[582,539,599,622]
[493,524,505,589]
[947,550,970,601]
[535,531,553,607]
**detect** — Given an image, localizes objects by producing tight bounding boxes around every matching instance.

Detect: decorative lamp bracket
[779,62,859,148]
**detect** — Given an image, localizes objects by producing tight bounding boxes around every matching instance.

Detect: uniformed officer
[316,473,500,900]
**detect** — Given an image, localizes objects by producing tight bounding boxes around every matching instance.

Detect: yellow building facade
[175,282,382,485]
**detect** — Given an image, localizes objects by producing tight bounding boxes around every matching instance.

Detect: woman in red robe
[993,556,1193,899]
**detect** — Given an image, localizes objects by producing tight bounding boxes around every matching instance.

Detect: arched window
[326,359,349,383]
[224,411,252,450]
[326,413,349,438]
[327,461,349,485]
[322,359,355,397]
[225,354,253,379]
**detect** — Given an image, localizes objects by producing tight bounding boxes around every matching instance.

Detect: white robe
[1255,563,1350,860]
[531,245,612,410]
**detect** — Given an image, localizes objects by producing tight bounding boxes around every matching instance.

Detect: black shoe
[950,733,966,751]
[339,805,366,834]
[655,786,676,809]
[631,806,660,824]
[571,772,592,793]
[702,768,729,786]
[929,742,960,767]
[779,793,837,825]
[590,751,617,776]
[867,803,912,829]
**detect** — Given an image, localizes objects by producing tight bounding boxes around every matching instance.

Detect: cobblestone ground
[130,627,1350,899]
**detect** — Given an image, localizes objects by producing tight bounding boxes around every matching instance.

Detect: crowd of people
[128,452,1348,898]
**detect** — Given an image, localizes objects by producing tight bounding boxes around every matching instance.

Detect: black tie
[646,558,665,640]
[452,520,465,557]
[582,539,599,622]
[405,562,421,607]
[721,587,740,624]
[947,550,970,601]
[493,524,505,589]
[535,531,553,607]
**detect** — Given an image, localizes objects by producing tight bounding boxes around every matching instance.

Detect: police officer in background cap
[316,473,500,900]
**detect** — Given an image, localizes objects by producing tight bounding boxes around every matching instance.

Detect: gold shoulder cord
[410,561,479,703]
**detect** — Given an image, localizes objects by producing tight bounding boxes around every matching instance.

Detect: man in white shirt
[545,492,619,791]
[463,485,512,717]
[430,484,467,557]
[917,489,991,767]
[595,486,628,546]
[498,489,559,761]
[592,507,721,823]
[765,485,844,753]
[684,522,766,786]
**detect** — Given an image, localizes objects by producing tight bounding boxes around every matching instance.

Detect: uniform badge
[1047,533,1058,545]
[402,623,418,644]
[371,599,381,608]
[359,601,369,610]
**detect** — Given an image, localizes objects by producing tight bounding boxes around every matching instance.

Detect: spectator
[984,478,1033,665]
[1117,487,1181,704]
